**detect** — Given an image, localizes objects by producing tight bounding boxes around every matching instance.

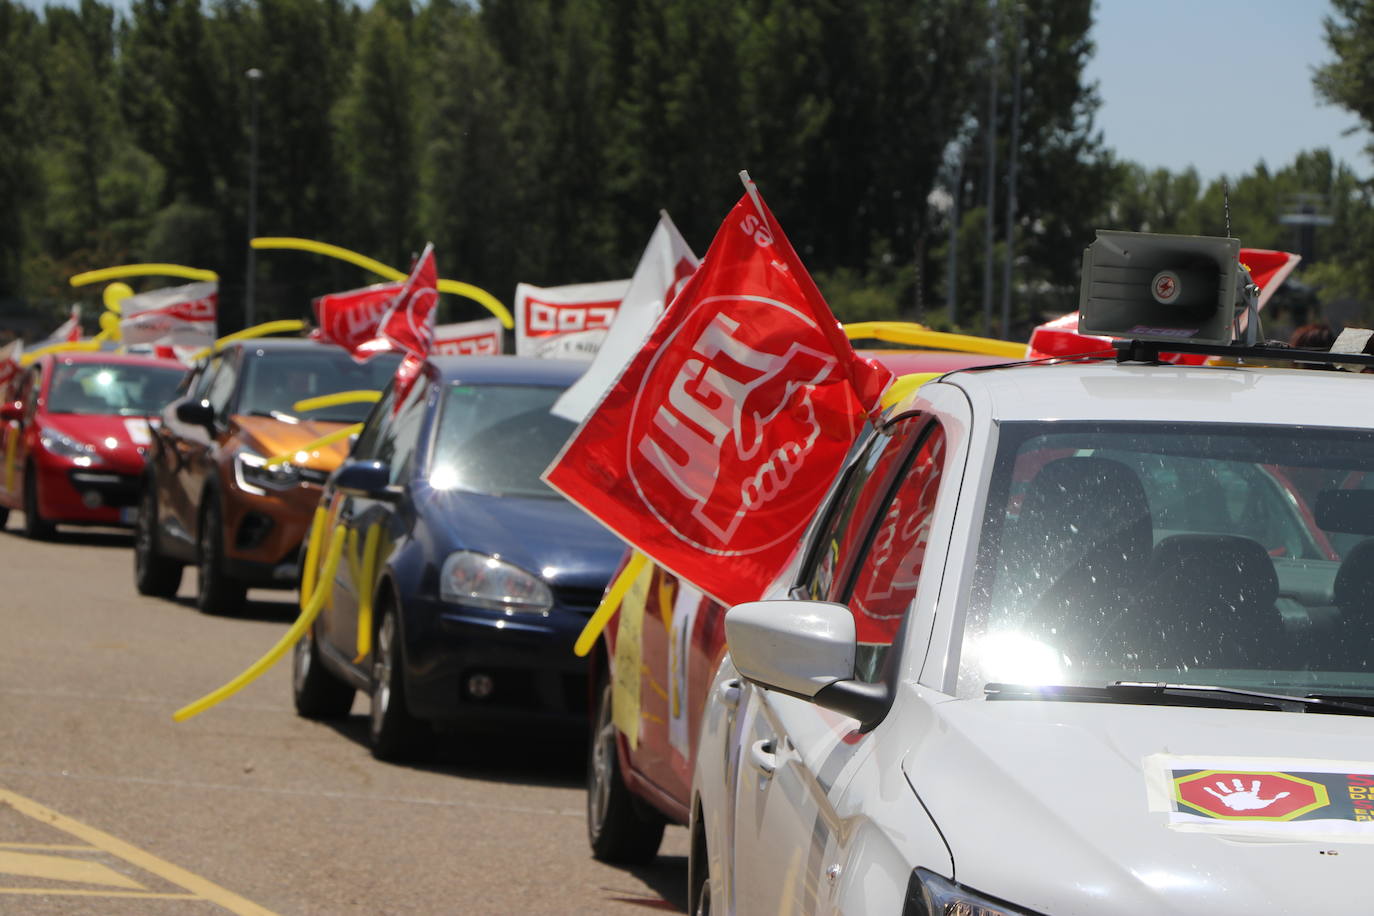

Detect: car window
[957,421,1374,701]
[46,362,186,417]
[378,380,429,484]
[350,387,396,461]
[205,354,238,423]
[236,349,401,422]
[844,422,947,682]
[799,419,917,602]
[428,383,575,498]
[189,357,221,400]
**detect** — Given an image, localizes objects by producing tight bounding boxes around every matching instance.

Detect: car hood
[904,698,1374,915]
[40,413,158,469]
[414,482,626,592]
[233,415,352,472]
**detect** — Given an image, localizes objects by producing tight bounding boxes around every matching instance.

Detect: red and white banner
[0,340,22,393]
[311,283,400,354]
[514,279,630,359]
[543,180,893,607]
[434,317,504,356]
[313,245,440,366]
[358,245,439,359]
[119,283,217,352]
[552,213,699,422]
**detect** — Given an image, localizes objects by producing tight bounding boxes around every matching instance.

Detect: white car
[690,359,1374,915]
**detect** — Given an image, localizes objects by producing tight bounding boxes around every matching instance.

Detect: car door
[730,415,943,914]
[321,380,428,675]
[2,366,39,507]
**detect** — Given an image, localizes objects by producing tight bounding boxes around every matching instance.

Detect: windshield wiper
[985,681,1374,716]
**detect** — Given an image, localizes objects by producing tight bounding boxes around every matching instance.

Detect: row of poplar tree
[2,0,1372,339]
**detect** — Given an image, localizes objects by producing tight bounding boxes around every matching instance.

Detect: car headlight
[439,551,553,614]
[904,869,1040,916]
[234,450,301,494]
[39,427,98,463]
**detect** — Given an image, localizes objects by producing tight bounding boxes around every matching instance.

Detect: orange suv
[135,339,399,613]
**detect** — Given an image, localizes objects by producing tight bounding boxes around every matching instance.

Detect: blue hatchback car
[290,356,626,760]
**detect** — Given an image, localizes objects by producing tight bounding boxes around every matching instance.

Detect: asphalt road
[0,519,688,915]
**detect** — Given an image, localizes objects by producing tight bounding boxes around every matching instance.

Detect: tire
[292,624,355,719]
[196,490,246,615]
[22,465,55,540]
[368,603,428,761]
[587,675,666,863]
[689,817,712,916]
[0,506,9,530]
[134,482,183,598]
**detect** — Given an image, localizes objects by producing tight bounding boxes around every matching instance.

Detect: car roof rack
[1112,338,1374,370]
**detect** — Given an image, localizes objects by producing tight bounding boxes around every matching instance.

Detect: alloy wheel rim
[589,684,614,833]
[371,616,393,733]
[293,635,310,694]
[135,493,153,572]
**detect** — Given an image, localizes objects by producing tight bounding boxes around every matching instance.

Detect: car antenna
[1223,178,1231,238]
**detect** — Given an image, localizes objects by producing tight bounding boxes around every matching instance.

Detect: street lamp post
[244,67,263,329]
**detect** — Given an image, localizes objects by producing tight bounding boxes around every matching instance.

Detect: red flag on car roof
[312,244,439,361]
[543,175,894,607]
[358,244,439,360]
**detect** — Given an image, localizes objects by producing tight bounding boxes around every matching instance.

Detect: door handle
[748,738,777,776]
[716,678,741,709]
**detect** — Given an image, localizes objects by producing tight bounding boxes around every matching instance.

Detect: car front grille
[553,585,607,615]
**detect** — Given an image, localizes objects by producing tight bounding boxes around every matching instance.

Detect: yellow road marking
[0,842,89,850]
[0,788,281,915]
[0,889,199,898]
[0,849,145,888]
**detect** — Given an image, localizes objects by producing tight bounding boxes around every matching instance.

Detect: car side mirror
[0,401,21,422]
[174,398,215,428]
[333,460,398,501]
[726,600,891,729]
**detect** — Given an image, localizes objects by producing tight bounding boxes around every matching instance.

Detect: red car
[585,348,1012,863]
[0,351,187,538]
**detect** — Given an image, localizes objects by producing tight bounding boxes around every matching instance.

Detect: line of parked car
[10,317,1374,914]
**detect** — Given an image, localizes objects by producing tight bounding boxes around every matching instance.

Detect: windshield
[47,362,186,416]
[237,349,401,423]
[428,383,574,498]
[957,421,1374,700]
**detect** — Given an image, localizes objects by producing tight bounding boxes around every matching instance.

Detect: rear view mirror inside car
[1316,489,1374,535]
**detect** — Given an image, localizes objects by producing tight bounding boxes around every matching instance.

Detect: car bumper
[36,456,143,525]
[220,479,326,588]
[402,597,592,725]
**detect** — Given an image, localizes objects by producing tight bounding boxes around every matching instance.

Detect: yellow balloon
[252,236,513,329]
[70,263,218,287]
[102,282,134,313]
[843,321,1028,359]
[97,310,122,343]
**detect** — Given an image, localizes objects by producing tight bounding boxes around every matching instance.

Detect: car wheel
[196,490,246,615]
[0,505,9,530]
[587,675,665,863]
[689,818,712,916]
[134,482,183,598]
[368,603,428,761]
[292,625,355,719]
[22,465,54,540]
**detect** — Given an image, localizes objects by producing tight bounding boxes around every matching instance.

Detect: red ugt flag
[544,179,893,607]
[313,244,439,359]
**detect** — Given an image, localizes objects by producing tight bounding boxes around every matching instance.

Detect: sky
[1087,0,1370,180]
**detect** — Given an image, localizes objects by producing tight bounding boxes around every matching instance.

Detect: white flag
[551,213,698,422]
[37,305,81,348]
[434,317,505,356]
[119,282,218,352]
[514,279,630,359]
